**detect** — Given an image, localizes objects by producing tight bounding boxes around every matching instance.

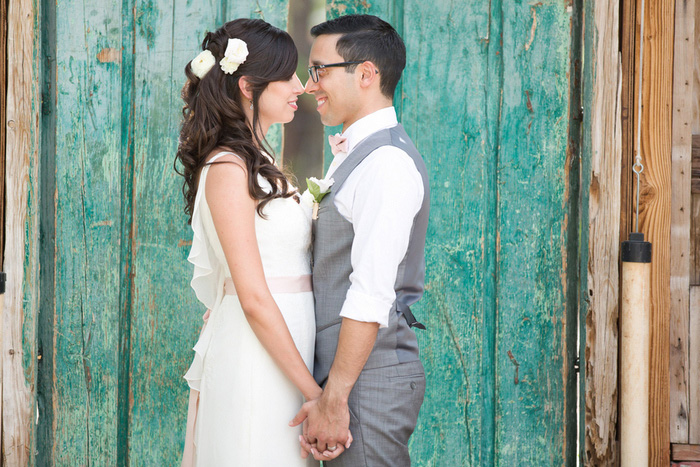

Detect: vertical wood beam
[670,0,694,445]
[636,0,675,463]
[692,0,700,444]
[0,0,6,459]
[582,0,622,464]
[3,0,40,464]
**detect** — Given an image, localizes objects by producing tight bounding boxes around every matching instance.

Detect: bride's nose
[292,74,304,94]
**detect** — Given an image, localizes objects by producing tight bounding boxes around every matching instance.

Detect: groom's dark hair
[311,15,405,99]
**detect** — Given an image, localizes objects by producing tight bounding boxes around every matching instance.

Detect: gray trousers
[324,360,426,467]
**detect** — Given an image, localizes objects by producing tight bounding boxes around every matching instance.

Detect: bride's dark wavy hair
[175,18,298,223]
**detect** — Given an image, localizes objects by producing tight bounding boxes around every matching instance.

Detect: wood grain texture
[0,3,6,461]
[690,287,700,443]
[636,0,675,462]
[3,0,41,464]
[46,0,125,463]
[492,3,578,466]
[399,2,494,464]
[670,0,694,444]
[672,442,700,460]
[581,0,622,463]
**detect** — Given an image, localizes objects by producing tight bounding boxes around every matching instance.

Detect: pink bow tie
[329,133,348,156]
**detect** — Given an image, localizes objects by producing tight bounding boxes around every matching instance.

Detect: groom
[290,14,430,466]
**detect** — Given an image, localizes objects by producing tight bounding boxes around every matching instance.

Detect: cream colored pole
[620,232,652,467]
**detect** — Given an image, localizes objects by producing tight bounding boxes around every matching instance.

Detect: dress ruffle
[187,176,219,312]
[185,162,226,392]
[183,311,214,392]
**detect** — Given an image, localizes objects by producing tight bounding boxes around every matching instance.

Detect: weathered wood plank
[494,4,576,465]
[690,286,700,443]
[35,0,57,463]
[670,0,694,444]
[3,0,41,464]
[47,0,125,463]
[581,0,622,463]
[672,442,700,460]
[0,3,7,461]
[397,1,493,464]
[636,0,675,462]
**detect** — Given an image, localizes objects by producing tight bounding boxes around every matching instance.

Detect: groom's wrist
[323,377,352,404]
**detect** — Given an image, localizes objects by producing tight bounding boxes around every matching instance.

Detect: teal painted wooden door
[33,0,579,465]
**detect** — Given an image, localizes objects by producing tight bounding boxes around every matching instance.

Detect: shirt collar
[342,106,398,154]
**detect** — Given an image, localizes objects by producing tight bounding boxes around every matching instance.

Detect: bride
[175,19,347,465]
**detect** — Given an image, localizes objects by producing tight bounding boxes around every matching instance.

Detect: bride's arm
[206,156,322,402]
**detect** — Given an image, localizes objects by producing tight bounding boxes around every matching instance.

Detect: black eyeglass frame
[307,61,368,83]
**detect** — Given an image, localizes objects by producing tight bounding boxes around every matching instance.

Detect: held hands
[289,394,352,461]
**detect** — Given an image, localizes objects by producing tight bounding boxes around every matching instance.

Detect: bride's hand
[299,430,353,461]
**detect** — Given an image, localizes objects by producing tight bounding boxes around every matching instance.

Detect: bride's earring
[249,101,253,110]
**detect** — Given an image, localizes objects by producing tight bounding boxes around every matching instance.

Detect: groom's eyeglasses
[307,61,366,83]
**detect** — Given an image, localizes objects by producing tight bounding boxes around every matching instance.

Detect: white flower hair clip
[220,38,249,74]
[191,50,216,79]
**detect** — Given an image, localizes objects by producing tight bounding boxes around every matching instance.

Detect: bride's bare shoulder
[205,147,246,170]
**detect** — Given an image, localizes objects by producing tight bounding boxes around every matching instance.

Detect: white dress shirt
[325,107,424,328]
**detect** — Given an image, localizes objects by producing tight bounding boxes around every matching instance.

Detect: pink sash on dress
[181,275,312,466]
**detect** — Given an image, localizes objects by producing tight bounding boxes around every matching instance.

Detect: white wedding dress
[182,152,318,466]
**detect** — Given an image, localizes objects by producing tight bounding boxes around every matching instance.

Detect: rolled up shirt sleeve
[337,146,424,328]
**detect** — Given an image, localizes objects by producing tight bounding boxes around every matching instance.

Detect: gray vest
[312,124,430,385]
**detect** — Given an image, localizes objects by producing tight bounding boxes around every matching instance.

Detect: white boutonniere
[306,177,334,220]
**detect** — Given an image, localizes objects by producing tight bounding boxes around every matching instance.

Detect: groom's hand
[290,394,351,458]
